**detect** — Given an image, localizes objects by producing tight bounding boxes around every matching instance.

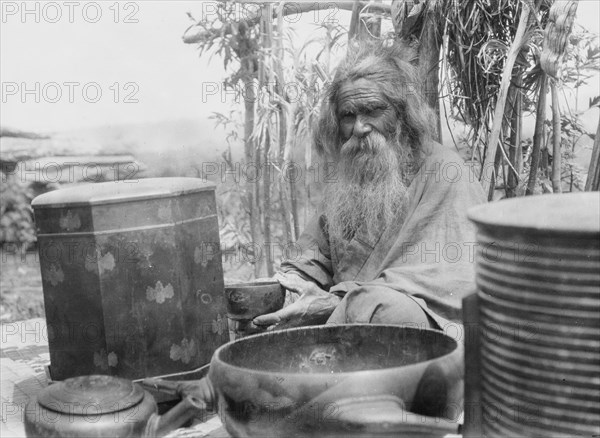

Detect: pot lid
[468,192,600,235]
[37,375,144,415]
[32,177,215,209]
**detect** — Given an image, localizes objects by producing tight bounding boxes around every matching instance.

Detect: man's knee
[368,287,432,327]
[339,285,433,328]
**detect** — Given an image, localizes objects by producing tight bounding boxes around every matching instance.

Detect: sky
[0,1,598,134]
[1,1,231,132]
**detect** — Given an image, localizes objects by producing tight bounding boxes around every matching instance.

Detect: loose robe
[280,142,486,330]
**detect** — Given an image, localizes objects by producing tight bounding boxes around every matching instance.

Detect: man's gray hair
[314,41,436,158]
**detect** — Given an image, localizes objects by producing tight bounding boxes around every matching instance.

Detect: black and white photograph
[1,1,599,437]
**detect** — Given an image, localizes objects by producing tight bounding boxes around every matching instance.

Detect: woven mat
[0,318,228,438]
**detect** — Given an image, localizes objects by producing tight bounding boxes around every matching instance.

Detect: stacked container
[468,192,600,436]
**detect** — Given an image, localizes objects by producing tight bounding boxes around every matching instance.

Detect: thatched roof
[0,127,145,182]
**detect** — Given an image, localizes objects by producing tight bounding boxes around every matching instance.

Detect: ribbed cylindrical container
[468,192,600,437]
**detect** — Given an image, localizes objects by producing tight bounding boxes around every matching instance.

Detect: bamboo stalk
[278,145,292,243]
[253,123,263,276]
[418,10,442,143]
[487,134,504,201]
[273,4,292,244]
[348,0,361,41]
[283,99,300,241]
[526,73,548,196]
[288,128,299,241]
[303,99,313,234]
[541,138,549,178]
[507,76,522,198]
[550,80,562,193]
[584,118,600,191]
[482,2,530,197]
[261,7,274,277]
[262,128,274,276]
[241,76,262,278]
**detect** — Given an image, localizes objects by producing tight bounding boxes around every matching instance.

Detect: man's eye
[368,106,386,115]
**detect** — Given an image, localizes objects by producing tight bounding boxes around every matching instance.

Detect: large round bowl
[204,324,463,437]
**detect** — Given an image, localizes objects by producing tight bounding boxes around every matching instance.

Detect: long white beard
[323,131,411,243]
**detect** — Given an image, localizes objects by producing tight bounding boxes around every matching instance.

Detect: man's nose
[353,116,372,138]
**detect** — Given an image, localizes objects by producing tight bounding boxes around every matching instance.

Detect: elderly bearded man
[254,42,486,332]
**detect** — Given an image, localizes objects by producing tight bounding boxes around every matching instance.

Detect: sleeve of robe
[279,144,487,323]
[280,213,336,290]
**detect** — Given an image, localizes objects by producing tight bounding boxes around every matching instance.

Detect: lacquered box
[32,178,227,381]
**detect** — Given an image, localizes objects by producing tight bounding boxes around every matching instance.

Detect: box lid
[32,177,216,209]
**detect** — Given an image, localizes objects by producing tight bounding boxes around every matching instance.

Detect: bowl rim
[210,323,460,378]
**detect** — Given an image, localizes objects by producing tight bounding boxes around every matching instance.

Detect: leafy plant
[186,2,345,276]
[0,173,36,249]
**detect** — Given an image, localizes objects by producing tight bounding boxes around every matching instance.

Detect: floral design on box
[170,338,197,364]
[45,264,65,286]
[94,349,118,370]
[146,281,174,304]
[58,210,81,231]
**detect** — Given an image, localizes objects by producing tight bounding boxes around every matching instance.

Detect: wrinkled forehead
[336,78,388,114]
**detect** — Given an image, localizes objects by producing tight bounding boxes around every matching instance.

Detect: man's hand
[253,272,341,330]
